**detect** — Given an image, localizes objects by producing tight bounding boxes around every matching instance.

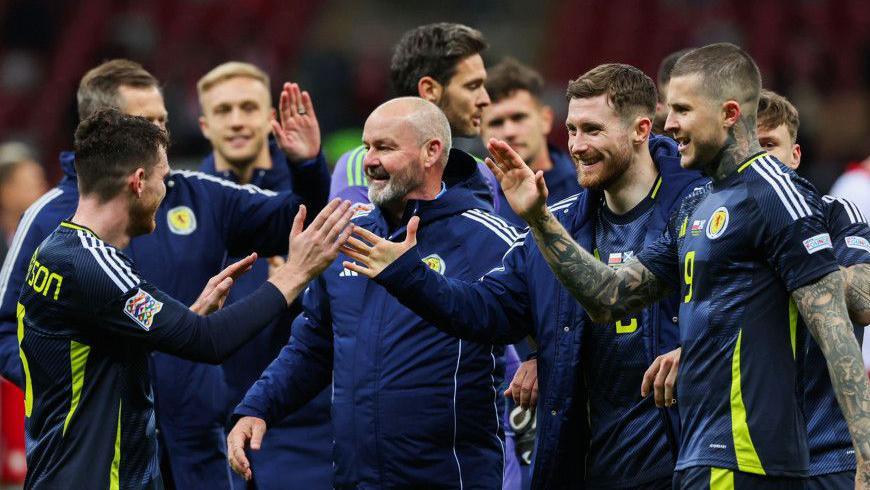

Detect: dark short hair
[566,63,657,121]
[77,59,160,121]
[657,48,693,89]
[758,89,800,143]
[485,57,544,104]
[670,43,761,107]
[74,109,169,202]
[390,23,488,96]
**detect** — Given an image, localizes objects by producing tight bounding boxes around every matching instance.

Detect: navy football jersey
[802,195,870,475]
[18,222,222,489]
[584,185,676,486]
[638,153,839,476]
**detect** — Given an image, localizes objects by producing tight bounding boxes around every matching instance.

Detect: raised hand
[189,253,257,315]
[340,216,420,278]
[227,416,267,481]
[271,82,321,162]
[485,138,549,222]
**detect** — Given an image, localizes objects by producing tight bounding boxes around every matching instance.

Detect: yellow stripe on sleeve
[16,303,32,417]
[110,401,122,490]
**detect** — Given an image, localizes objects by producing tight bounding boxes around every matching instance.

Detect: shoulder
[334,145,368,187]
[822,195,867,226]
[459,208,524,247]
[68,229,141,294]
[170,170,277,197]
[548,192,583,224]
[742,155,819,220]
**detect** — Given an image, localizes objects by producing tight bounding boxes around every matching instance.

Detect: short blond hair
[197,61,271,107]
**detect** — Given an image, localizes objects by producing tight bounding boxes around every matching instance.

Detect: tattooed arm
[526,209,672,323]
[793,270,870,485]
[843,264,870,325]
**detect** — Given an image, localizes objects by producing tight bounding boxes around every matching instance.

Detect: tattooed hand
[525,208,671,323]
[793,270,870,487]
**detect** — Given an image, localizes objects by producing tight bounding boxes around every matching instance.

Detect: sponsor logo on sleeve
[705,207,729,239]
[845,235,870,253]
[802,233,833,254]
[422,254,446,275]
[124,289,164,331]
[167,206,197,235]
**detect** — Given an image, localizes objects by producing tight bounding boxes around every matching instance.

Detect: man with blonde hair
[197,61,332,489]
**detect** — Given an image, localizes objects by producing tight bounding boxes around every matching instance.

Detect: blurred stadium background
[0,0,868,486]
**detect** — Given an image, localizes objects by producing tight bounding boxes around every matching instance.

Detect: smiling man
[196,62,333,489]
[329,22,498,206]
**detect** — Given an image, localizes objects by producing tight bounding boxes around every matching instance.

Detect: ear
[791,143,802,169]
[422,139,444,169]
[721,100,741,128]
[418,77,443,104]
[198,115,210,139]
[632,116,653,144]
[130,168,146,198]
[540,105,554,136]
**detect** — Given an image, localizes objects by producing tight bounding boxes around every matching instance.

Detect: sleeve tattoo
[528,210,671,323]
[843,263,870,326]
[793,270,870,480]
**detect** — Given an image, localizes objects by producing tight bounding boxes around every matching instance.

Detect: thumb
[405,216,420,246]
[503,386,513,398]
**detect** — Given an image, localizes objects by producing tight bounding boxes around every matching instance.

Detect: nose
[569,133,588,157]
[229,107,245,127]
[477,88,491,108]
[663,111,678,134]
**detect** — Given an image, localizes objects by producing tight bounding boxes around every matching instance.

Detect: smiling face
[565,95,634,190]
[362,111,427,209]
[128,146,170,237]
[758,123,800,169]
[481,89,552,167]
[436,54,490,137]
[199,76,273,169]
[664,74,728,170]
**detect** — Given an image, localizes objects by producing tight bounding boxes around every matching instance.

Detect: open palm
[272,82,320,162]
[485,139,549,223]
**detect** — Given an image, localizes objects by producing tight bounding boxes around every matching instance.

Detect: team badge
[705,207,729,239]
[124,289,163,331]
[422,254,446,274]
[802,233,833,254]
[351,203,374,219]
[167,206,197,235]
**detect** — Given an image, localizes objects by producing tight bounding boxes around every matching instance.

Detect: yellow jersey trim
[709,467,734,490]
[650,175,663,199]
[789,300,798,359]
[730,329,766,474]
[63,340,90,436]
[110,401,122,490]
[737,152,769,173]
[16,303,32,417]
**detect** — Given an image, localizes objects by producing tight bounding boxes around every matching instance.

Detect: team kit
[1,21,869,490]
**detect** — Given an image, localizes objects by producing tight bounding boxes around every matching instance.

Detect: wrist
[523,206,551,229]
[267,268,309,304]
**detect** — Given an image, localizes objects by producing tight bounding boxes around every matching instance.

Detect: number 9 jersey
[638,152,840,478]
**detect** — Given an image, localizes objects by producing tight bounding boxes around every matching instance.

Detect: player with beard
[196,62,333,489]
[17,109,354,488]
[338,64,705,489]
[229,97,517,489]
[329,22,498,207]
[469,43,870,488]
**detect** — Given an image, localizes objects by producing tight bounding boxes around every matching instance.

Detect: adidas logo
[339,268,358,277]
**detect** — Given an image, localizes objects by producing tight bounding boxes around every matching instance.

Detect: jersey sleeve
[234,276,335,424]
[637,211,681,290]
[73,248,288,363]
[750,161,840,291]
[329,146,369,202]
[0,214,52,387]
[824,196,870,267]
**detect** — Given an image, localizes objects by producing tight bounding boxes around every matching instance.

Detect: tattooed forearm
[843,264,870,325]
[527,209,671,323]
[794,270,870,470]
